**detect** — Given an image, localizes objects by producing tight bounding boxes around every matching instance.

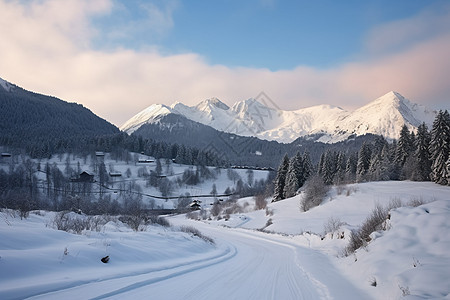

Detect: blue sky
[94,0,433,70]
[0,0,449,126]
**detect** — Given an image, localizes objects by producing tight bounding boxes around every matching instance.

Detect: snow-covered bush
[179,226,215,244]
[186,211,200,220]
[148,215,171,227]
[323,216,345,238]
[50,212,113,234]
[345,199,403,255]
[119,214,148,231]
[254,194,267,210]
[300,175,329,211]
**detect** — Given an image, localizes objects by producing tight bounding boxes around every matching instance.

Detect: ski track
[15,247,234,300]
[23,221,369,300]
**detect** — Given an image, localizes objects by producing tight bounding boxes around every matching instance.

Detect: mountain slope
[0,77,119,155]
[121,91,436,143]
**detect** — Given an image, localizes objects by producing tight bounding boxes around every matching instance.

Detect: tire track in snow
[25,246,236,300]
[89,245,238,300]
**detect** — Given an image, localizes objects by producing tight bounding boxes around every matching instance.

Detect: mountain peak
[375,91,407,105]
[121,91,436,143]
[195,98,229,111]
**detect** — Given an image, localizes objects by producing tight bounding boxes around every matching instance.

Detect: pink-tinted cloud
[0,0,449,128]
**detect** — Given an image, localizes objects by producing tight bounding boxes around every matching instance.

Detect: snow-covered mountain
[121,91,436,143]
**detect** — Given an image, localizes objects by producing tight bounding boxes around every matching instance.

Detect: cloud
[0,0,449,128]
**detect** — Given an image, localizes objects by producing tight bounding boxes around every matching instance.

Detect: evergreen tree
[322,151,337,185]
[334,151,347,184]
[345,153,357,182]
[412,122,432,181]
[273,154,290,201]
[155,159,162,176]
[284,153,302,198]
[317,152,326,176]
[302,151,313,185]
[368,151,381,181]
[396,124,413,167]
[379,144,393,181]
[429,110,450,185]
[210,183,217,198]
[356,143,371,182]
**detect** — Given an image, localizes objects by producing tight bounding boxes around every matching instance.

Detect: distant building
[189,200,201,210]
[137,159,155,164]
[95,152,105,157]
[71,171,95,183]
[109,172,122,177]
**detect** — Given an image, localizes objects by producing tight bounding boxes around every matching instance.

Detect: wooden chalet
[189,200,201,210]
[71,171,95,183]
[109,172,122,177]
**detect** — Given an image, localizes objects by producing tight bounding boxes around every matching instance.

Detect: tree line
[272,110,450,202]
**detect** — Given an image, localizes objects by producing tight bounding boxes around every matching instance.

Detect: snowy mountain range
[120,91,436,143]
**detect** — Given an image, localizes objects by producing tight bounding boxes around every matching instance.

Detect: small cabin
[95,152,105,157]
[1,153,12,158]
[109,172,122,177]
[189,200,201,210]
[71,171,95,183]
[138,159,155,164]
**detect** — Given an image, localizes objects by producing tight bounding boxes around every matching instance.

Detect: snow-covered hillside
[1,181,448,299]
[121,91,436,143]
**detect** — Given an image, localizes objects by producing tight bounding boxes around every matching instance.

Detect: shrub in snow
[407,196,426,207]
[186,211,200,220]
[300,175,329,212]
[119,215,148,231]
[265,207,274,216]
[323,216,345,238]
[50,212,114,234]
[399,285,410,296]
[254,194,267,210]
[179,226,215,244]
[345,200,403,255]
[223,203,243,215]
[148,215,171,227]
[210,202,222,217]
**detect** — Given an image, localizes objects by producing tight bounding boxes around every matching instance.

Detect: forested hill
[0,78,119,156]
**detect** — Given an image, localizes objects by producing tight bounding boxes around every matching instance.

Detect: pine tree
[379,144,393,181]
[412,122,431,181]
[356,143,371,182]
[155,159,162,176]
[273,154,290,201]
[345,153,357,182]
[317,152,326,176]
[322,151,337,185]
[334,151,347,184]
[302,151,313,185]
[284,153,302,198]
[396,124,413,167]
[368,151,382,181]
[430,110,450,185]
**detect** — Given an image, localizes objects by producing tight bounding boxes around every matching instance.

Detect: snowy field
[1,181,449,299]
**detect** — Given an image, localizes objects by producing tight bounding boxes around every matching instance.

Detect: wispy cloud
[0,0,449,127]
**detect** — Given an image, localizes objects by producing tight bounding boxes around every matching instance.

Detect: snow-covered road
[26,219,369,300]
